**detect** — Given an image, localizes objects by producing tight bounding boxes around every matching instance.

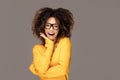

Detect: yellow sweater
[29,37,72,80]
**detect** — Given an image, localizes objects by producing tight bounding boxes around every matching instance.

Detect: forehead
[46,17,59,24]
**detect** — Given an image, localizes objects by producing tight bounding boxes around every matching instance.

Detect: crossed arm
[29,37,71,78]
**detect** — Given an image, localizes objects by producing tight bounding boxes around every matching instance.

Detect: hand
[40,33,54,47]
[40,33,47,39]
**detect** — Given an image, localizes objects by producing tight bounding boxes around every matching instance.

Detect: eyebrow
[46,23,57,24]
[46,23,58,25]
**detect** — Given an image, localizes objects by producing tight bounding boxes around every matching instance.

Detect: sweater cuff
[45,38,54,48]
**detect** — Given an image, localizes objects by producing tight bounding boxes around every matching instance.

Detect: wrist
[45,38,54,48]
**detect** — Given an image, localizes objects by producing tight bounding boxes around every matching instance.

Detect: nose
[49,26,54,30]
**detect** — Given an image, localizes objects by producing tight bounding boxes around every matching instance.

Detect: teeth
[48,32,54,34]
[49,33,54,34]
[48,33,54,35]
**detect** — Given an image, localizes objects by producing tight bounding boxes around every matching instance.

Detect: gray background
[0,0,120,80]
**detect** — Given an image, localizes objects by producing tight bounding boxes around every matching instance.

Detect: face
[45,17,59,41]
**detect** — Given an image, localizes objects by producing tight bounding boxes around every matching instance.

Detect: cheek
[55,30,59,35]
[45,30,48,34]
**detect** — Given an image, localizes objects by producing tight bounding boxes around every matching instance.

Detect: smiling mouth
[48,33,55,36]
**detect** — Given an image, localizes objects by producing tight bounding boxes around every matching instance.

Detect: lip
[48,31,54,34]
[48,33,55,36]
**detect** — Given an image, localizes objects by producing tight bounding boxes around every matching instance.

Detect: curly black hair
[32,7,74,44]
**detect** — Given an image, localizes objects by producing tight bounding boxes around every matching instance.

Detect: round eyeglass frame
[45,23,59,30]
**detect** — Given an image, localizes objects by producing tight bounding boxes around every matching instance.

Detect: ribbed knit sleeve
[29,38,54,76]
[42,38,71,78]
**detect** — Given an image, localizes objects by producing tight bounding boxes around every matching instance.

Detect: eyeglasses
[45,23,59,30]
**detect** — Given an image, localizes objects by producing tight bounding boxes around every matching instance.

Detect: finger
[40,33,47,39]
[40,33,44,37]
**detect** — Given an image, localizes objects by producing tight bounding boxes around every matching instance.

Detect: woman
[29,7,74,80]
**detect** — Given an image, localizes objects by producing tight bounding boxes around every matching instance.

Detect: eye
[46,24,50,26]
[54,25,58,28]
[45,24,50,28]
[53,24,58,27]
